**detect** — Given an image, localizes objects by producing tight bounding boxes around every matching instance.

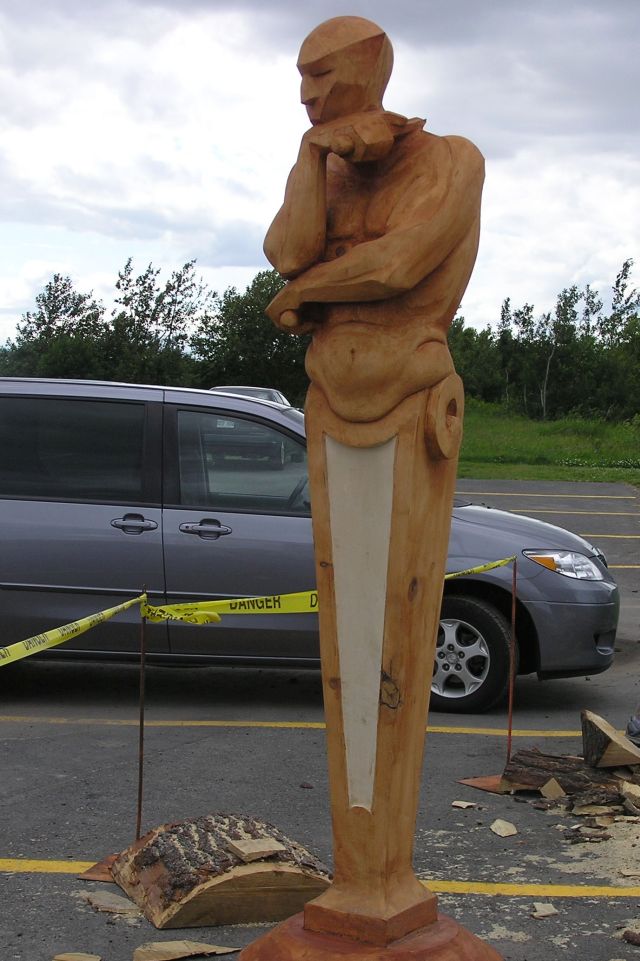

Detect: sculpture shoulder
[440,133,485,173]
[400,131,484,184]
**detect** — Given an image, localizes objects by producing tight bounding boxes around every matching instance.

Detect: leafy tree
[448,316,502,403]
[103,259,214,385]
[1,273,109,378]
[191,270,309,405]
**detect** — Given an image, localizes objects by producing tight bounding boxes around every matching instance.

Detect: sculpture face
[297,17,393,125]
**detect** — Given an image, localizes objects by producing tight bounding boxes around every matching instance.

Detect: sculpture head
[297,16,394,125]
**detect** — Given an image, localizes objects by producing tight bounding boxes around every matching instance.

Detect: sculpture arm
[268,137,484,329]
[263,140,328,280]
[264,112,403,280]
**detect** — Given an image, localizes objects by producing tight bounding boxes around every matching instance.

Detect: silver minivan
[0,378,619,712]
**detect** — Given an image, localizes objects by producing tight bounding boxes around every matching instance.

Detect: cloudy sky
[1,0,638,343]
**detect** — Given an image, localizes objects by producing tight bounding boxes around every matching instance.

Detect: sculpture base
[238,912,503,961]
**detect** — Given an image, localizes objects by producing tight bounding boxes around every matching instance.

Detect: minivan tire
[430,595,514,714]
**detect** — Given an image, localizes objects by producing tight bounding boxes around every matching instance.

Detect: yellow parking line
[456,491,637,500]
[429,725,581,737]
[610,564,640,568]
[580,533,640,538]
[1,859,638,898]
[0,858,94,874]
[422,879,640,898]
[511,509,639,516]
[0,714,583,736]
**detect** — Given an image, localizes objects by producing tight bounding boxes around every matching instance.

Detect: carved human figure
[244,16,499,961]
[264,15,484,423]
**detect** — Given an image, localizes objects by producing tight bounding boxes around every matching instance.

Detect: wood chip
[225,838,286,863]
[531,902,558,919]
[571,804,620,816]
[612,767,636,780]
[133,941,239,961]
[592,816,615,828]
[451,801,476,809]
[81,891,141,916]
[540,777,566,800]
[620,781,640,804]
[53,954,102,961]
[490,818,518,838]
[619,868,640,878]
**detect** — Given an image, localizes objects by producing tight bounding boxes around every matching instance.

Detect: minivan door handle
[111,513,159,535]
[179,519,233,539]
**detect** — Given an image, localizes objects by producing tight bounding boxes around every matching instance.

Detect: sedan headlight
[523,550,604,580]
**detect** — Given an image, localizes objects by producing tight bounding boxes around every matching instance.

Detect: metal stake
[136,593,147,841]
[506,559,518,765]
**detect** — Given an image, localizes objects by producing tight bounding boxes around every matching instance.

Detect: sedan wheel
[430,596,514,714]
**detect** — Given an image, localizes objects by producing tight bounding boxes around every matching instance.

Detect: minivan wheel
[430,596,514,714]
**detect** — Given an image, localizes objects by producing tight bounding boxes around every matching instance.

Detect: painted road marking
[610,564,640,568]
[1,858,638,898]
[510,509,639,516]
[422,879,640,898]
[456,491,637,500]
[0,714,584,736]
[580,533,640,538]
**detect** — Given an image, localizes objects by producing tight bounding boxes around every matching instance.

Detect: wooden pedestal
[239,375,502,960]
[238,912,503,961]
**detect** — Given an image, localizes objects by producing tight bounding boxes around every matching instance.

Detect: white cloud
[0,0,638,345]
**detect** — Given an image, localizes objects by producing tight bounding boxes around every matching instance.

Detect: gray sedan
[0,378,619,712]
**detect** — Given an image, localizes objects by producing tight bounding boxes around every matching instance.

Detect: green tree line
[1,257,638,420]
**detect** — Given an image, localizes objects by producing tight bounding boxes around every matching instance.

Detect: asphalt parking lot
[1,479,639,961]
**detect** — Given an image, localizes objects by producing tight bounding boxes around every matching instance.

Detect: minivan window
[177,409,309,513]
[0,397,146,502]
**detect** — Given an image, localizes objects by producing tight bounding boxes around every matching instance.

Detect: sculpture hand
[303,111,397,163]
[265,284,312,333]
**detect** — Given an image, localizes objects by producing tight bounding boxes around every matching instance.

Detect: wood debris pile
[499,711,640,845]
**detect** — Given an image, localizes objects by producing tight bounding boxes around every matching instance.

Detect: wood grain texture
[582,710,640,768]
[239,912,502,960]
[111,815,329,929]
[245,13,489,957]
[302,381,461,942]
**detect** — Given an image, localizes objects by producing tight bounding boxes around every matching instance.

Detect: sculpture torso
[305,128,482,421]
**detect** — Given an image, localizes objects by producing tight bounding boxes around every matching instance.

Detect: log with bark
[111,813,330,929]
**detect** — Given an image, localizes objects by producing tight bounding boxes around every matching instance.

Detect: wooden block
[581,710,640,768]
[226,838,286,863]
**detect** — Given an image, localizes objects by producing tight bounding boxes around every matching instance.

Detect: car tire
[430,595,514,714]
[269,441,286,470]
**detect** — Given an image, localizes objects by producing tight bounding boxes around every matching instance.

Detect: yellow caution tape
[444,555,516,580]
[1,556,516,665]
[141,589,319,623]
[142,557,515,623]
[0,595,146,668]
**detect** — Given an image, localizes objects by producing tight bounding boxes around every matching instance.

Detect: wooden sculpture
[240,16,500,961]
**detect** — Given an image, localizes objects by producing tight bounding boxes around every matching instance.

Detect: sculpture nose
[300,75,317,104]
